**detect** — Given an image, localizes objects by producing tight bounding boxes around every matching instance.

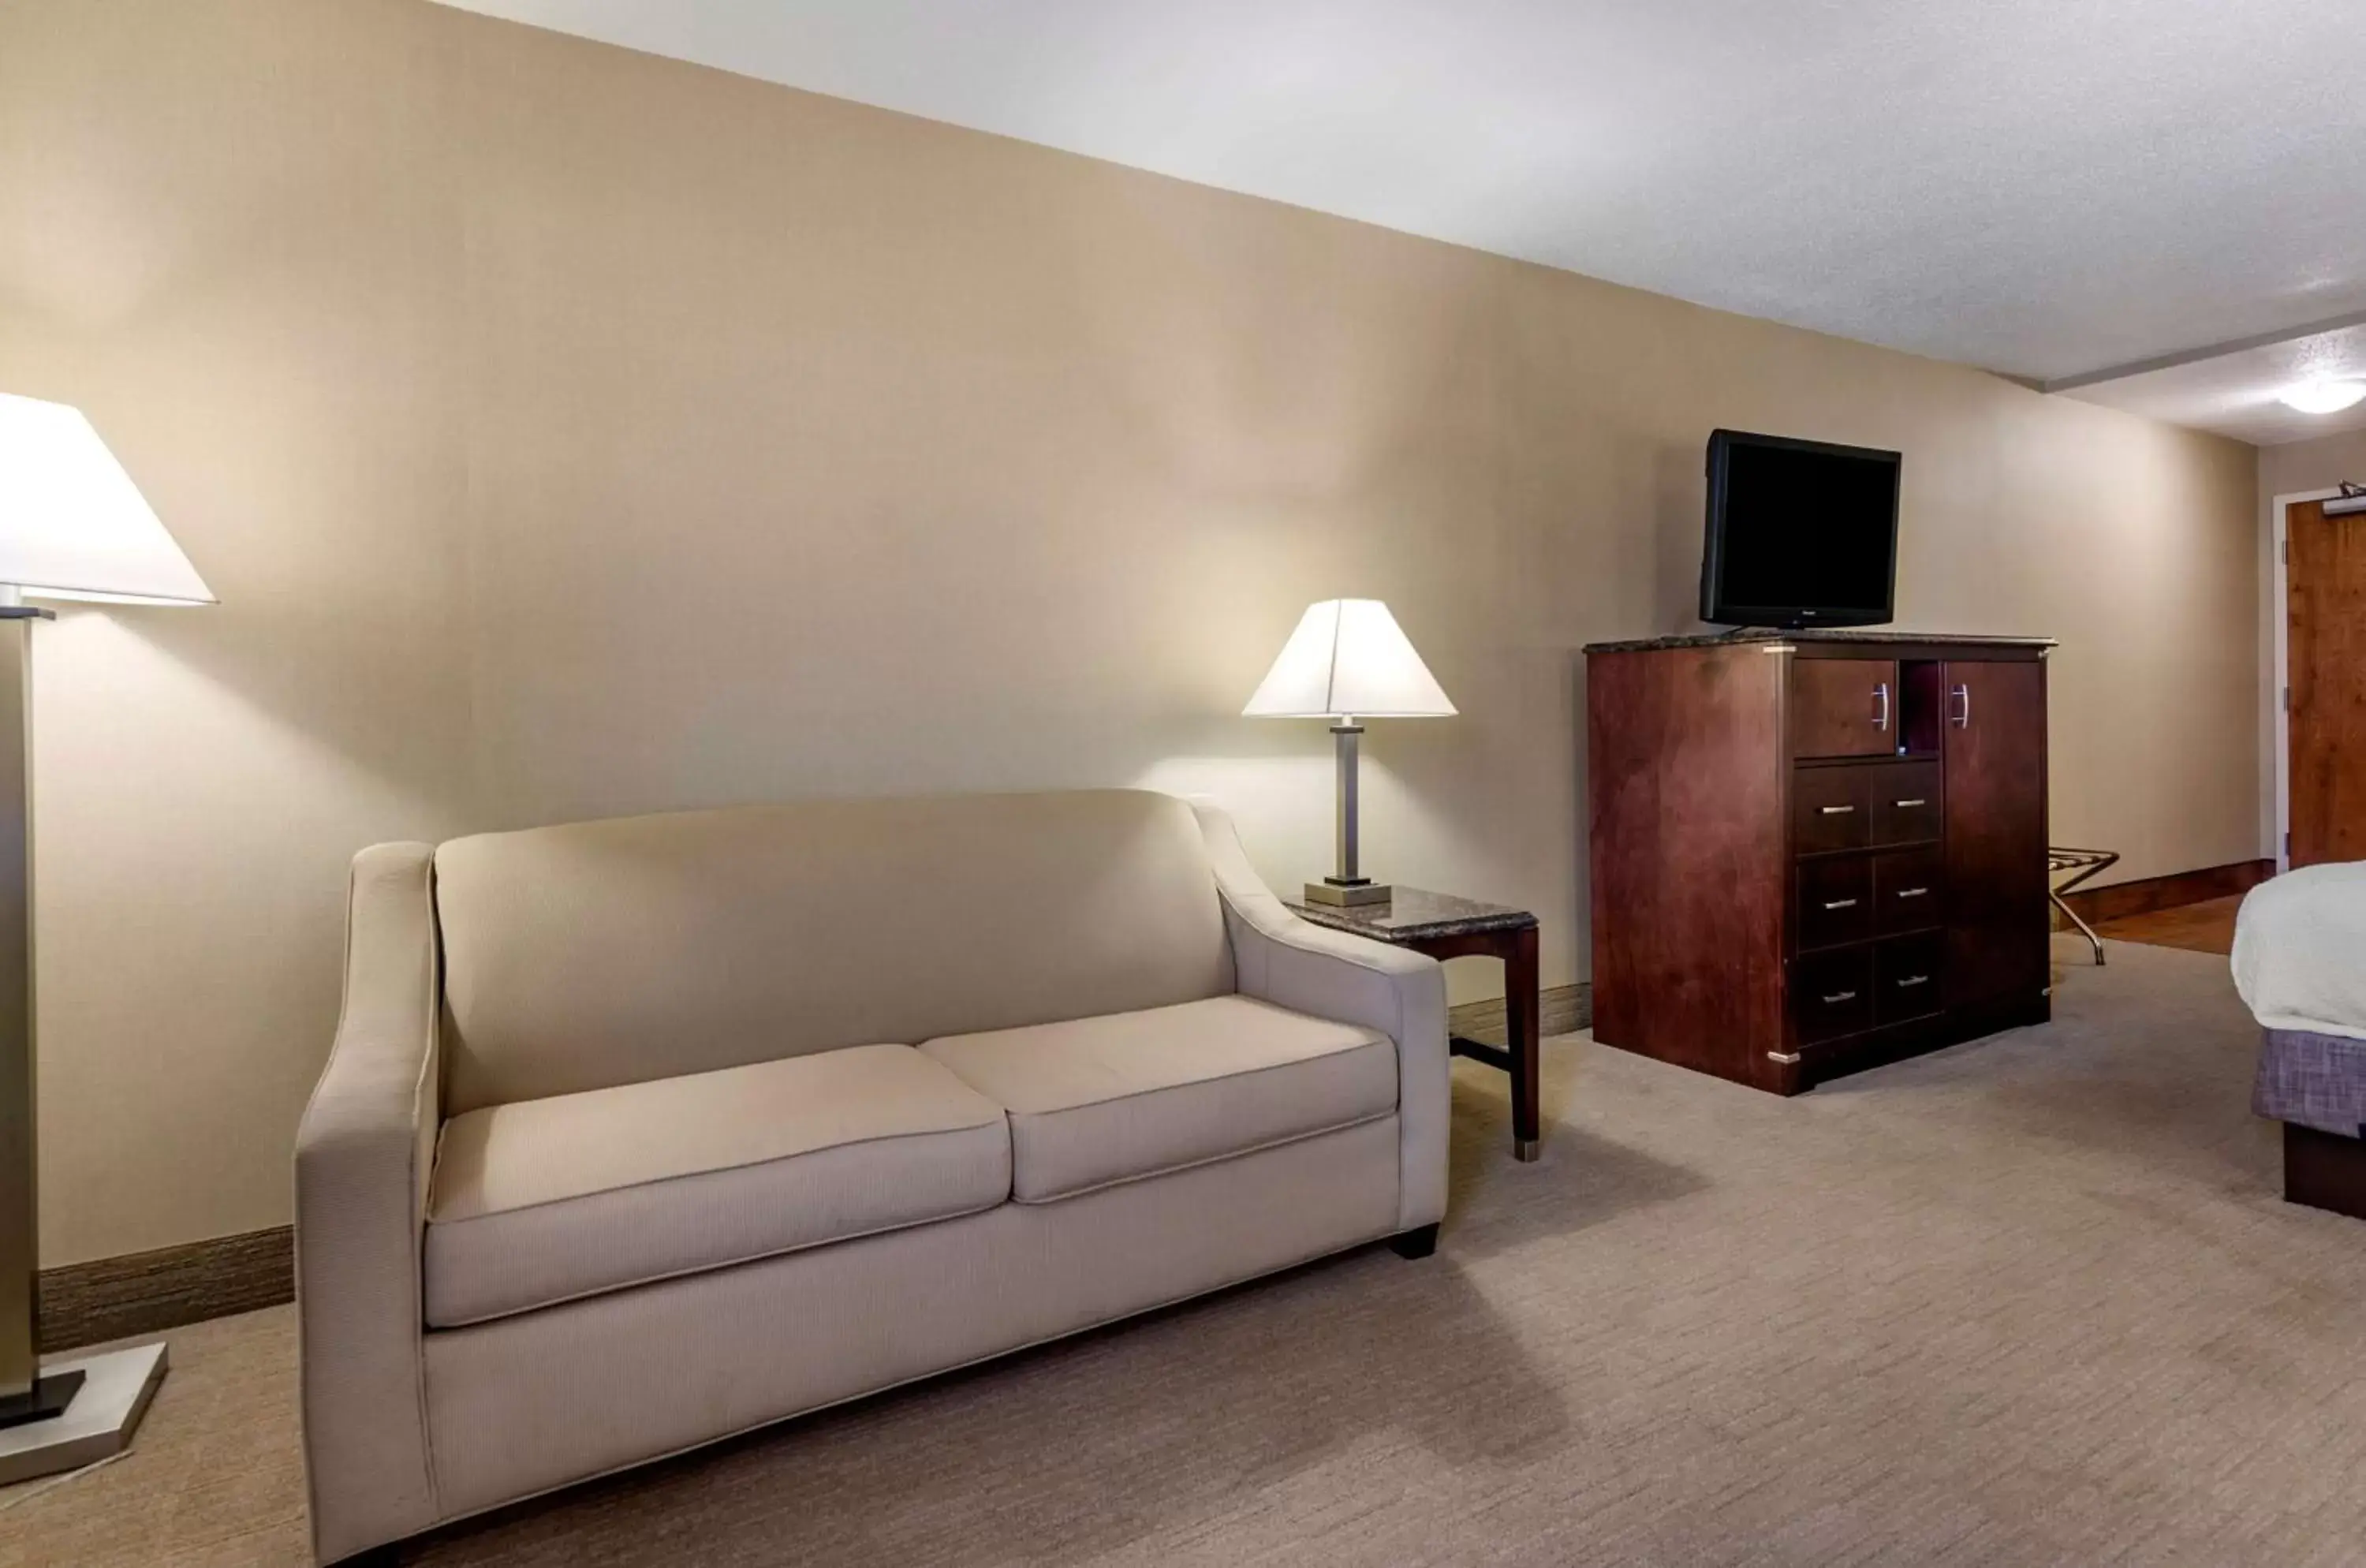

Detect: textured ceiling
[432,0,2366,440]
[2058,318,2366,447]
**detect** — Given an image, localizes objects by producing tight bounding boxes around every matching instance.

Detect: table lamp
[1244,599,1454,907]
[0,393,213,1484]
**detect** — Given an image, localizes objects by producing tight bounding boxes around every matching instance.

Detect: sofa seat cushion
[920,995,1396,1204]
[424,1043,1010,1327]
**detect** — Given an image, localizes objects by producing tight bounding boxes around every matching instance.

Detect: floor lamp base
[0,1369,83,1428]
[0,1342,166,1485]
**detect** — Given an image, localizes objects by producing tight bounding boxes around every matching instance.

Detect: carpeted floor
[8,936,2364,1567]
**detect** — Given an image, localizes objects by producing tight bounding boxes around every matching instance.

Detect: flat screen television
[1699,429,1901,629]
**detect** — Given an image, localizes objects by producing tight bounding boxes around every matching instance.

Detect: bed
[2233,862,2366,1220]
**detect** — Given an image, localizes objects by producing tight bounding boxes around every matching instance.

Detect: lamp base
[0,1370,82,1429]
[0,1342,167,1486]
[1303,878,1393,908]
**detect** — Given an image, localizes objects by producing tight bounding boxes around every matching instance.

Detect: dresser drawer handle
[1895,887,1928,898]
[1819,804,1856,816]
[1895,975,1930,988]
[1894,797,1927,808]
[1822,990,1858,1004]
[1821,898,1859,910]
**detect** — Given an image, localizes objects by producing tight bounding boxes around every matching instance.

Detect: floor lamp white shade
[1244,599,1454,906]
[0,394,215,605]
[0,393,207,1481]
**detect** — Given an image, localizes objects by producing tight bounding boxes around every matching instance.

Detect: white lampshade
[1243,599,1455,719]
[0,394,213,605]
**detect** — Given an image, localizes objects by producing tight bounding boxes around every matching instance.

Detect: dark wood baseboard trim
[38,1225,293,1352]
[2061,858,2273,925]
[1448,982,1589,1046]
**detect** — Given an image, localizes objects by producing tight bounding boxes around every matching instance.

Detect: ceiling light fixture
[2278,379,2366,415]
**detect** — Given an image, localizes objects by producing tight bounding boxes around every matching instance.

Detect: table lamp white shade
[1241,599,1454,719]
[0,394,213,605]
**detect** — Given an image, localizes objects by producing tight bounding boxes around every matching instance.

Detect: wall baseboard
[2060,858,2275,925]
[31,988,1595,1349]
[39,1225,294,1353]
[1448,983,1592,1045]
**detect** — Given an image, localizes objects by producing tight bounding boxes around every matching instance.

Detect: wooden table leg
[1509,924,1540,1161]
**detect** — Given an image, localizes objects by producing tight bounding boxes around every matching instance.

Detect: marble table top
[1284,887,1537,943]
[1583,628,2055,654]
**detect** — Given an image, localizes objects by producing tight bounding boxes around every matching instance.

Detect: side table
[1283,888,1543,1161]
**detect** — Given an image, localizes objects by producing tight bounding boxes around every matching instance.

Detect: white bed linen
[2231,862,2366,1042]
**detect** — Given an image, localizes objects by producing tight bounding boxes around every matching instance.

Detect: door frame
[2272,487,2348,872]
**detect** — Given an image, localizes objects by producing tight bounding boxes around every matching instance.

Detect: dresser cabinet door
[1791,659,1901,759]
[1941,659,2048,1015]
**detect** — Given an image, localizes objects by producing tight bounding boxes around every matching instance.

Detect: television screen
[1700,430,1900,628]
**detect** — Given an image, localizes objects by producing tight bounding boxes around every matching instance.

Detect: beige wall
[2264,430,2366,496]
[2256,429,2366,856]
[2,0,2259,1264]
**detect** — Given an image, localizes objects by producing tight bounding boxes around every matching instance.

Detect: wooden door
[1790,659,1900,758]
[1941,659,2048,1017]
[2289,498,2366,867]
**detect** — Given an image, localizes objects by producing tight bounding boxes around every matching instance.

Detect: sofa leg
[1388,1223,1439,1260]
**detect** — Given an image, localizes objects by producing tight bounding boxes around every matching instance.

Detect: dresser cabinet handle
[1819,804,1855,816]
[1894,797,1927,808]
[1896,975,1930,988]
[1895,887,1928,898]
[1822,898,1858,910]
[1874,681,1890,733]
[1823,991,1859,1004]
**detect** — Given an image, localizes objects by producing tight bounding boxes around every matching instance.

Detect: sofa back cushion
[434,789,1234,1114]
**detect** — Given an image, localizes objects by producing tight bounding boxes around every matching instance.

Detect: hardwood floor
[2091,893,2243,956]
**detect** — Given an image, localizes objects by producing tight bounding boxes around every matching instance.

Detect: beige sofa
[294,788,1449,1562]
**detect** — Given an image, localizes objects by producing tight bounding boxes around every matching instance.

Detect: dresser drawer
[1875,933,1945,1024]
[1793,765,1874,853]
[1796,855,1872,951]
[1870,760,1942,846]
[1792,946,1874,1044]
[1872,848,1944,934]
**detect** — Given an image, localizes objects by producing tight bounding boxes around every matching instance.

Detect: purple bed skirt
[2255,1027,2366,1139]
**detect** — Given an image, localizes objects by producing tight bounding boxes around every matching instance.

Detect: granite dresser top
[1584,629,2055,654]
[1284,887,1537,943]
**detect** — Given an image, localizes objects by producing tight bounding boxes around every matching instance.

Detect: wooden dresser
[1583,631,2052,1094]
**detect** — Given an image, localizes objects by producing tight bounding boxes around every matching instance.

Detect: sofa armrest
[1190,802,1449,1232]
[294,842,442,1562]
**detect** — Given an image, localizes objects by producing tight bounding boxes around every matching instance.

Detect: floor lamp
[0,394,215,1484]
